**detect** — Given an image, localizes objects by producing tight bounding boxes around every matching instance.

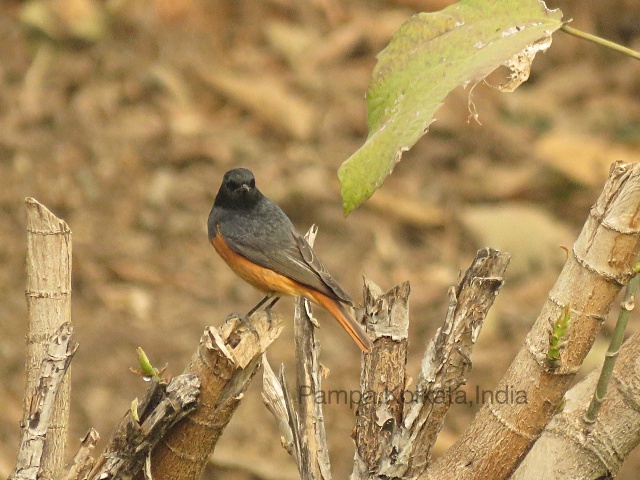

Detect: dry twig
[262,226,333,480]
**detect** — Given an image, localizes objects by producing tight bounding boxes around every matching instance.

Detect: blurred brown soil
[1,0,640,478]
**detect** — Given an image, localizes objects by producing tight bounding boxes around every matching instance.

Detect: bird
[208,167,372,352]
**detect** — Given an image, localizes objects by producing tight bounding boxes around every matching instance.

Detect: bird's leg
[227,311,259,339]
[246,295,280,324]
[236,295,281,335]
[227,296,271,340]
[264,297,281,326]
[246,295,272,317]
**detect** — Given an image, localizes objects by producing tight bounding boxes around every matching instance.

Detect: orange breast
[211,226,372,351]
[211,227,308,298]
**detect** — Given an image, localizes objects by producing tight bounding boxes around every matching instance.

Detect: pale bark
[514,332,640,479]
[146,312,283,479]
[423,161,640,479]
[352,280,410,479]
[10,323,77,480]
[293,226,333,480]
[63,429,99,480]
[398,248,510,477]
[351,248,509,479]
[20,198,72,479]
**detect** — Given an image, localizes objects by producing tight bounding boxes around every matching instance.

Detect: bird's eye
[249,179,255,188]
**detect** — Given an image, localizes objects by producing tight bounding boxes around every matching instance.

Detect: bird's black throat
[209,168,264,239]
[213,168,263,211]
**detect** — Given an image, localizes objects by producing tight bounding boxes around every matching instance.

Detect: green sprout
[546,303,571,369]
[130,347,167,381]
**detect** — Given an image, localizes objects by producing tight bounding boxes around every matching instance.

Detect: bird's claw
[264,307,273,328]
[228,312,260,341]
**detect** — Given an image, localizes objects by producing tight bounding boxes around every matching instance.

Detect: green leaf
[339,0,563,215]
[136,346,158,379]
[546,303,571,369]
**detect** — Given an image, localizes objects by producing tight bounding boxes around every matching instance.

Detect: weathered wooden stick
[351,248,509,479]
[10,323,77,480]
[293,226,333,480]
[399,248,510,477]
[352,279,410,479]
[20,198,73,479]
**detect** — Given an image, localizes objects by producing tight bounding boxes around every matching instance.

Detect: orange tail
[307,290,372,352]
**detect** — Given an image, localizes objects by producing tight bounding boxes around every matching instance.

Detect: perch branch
[146,311,283,479]
[293,226,333,480]
[262,225,333,479]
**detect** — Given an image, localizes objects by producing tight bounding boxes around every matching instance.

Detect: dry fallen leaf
[535,132,639,187]
[460,203,574,279]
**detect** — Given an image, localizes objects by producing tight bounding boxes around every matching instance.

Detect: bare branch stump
[20,198,72,479]
[10,323,78,480]
[351,249,509,479]
[145,312,283,479]
[86,374,200,480]
[353,280,410,476]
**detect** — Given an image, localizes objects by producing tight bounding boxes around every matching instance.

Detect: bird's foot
[263,308,273,328]
[227,312,260,340]
[251,296,280,328]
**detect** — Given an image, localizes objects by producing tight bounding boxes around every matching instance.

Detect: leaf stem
[560,25,640,61]
[583,259,640,423]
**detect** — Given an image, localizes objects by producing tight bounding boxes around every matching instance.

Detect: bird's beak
[240,184,250,192]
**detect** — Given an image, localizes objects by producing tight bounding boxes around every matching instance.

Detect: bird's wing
[293,232,353,304]
[221,224,352,304]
